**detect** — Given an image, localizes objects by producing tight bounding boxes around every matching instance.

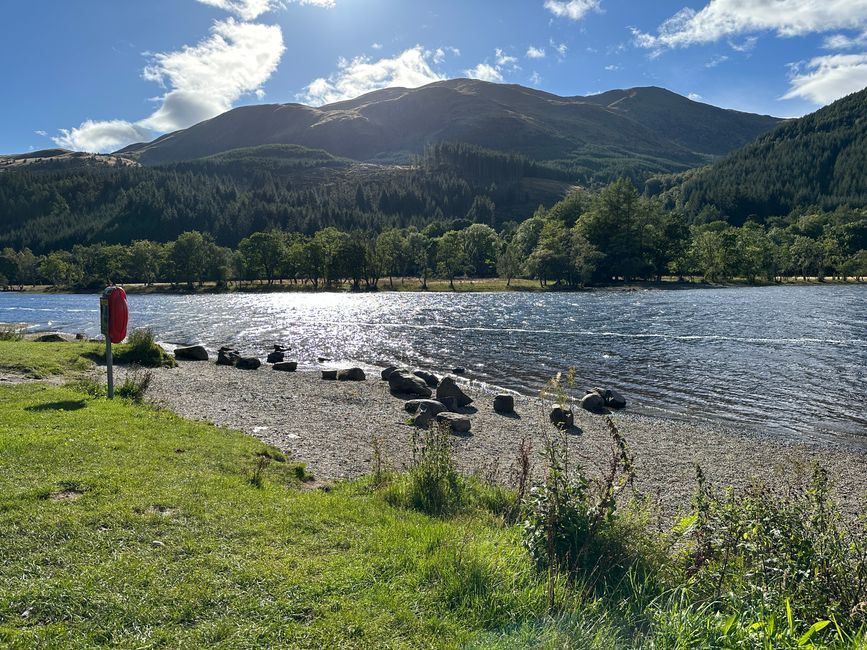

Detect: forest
[2,179,865,291]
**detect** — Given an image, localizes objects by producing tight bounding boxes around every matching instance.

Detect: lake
[2,286,865,446]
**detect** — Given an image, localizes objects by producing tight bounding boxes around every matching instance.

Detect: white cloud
[783,52,867,103]
[53,119,152,152]
[299,46,445,105]
[604,64,620,71]
[550,40,568,58]
[526,46,546,59]
[823,31,867,49]
[688,92,704,101]
[137,19,284,132]
[465,63,503,82]
[634,0,867,49]
[371,42,383,50]
[495,48,519,67]
[34,130,48,137]
[196,0,334,20]
[543,0,600,21]
[530,71,542,85]
[705,54,729,67]
[54,18,285,151]
[433,46,460,64]
[728,36,758,51]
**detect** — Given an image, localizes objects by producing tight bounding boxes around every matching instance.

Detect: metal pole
[106,337,114,399]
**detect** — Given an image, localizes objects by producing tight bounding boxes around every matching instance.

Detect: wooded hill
[654,86,867,224]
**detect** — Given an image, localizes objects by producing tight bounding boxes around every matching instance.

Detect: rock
[436,377,473,408]
[440,396,459,412]
[272,361,298,372]
[337,368,366,381]
[493,394,515,414]
[235,357,261,370]
[381,366,398,380]
[216,347,240,366]
[580,392,607,414]
[413,370,439,387]
[435,412,471,434]
[317,356,331,363]
[388,370,432,397]
[593,387,627,409]
[273,344,290,352]
[413,401,448,428]
[266,351,285,364]
[452,366,467,374]
[549,406,574,428]
[75,333,87,341]
[321,370,338,380]
[34,332,74,343]
[404,399,447,414]
[174,345,209,361]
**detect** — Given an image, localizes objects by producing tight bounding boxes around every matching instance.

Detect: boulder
[413,370,439,387]
[266,351,285,364]
[436,377,473,408]
[435,412,471,434]
[337,368,366,381]
[34,332,74,343]
[75,333,87,341]
[216,347,240,366]
[321,370,338,380]
[380,366,398,380]
[549,406,574,429]
[404,399,447,414]
[580,392,607,414]
[388,370,432,397]
[439,396,459,412]
[593,387,627,409]
[317,356,331,363]
[452,366,467,374]
[174,345,209,361]
[235,357,261,370]
[272,361,298,372]
[493,394,515,414]
[413,401,448,428]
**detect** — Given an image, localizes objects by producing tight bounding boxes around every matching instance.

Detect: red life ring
[108,287,129,344]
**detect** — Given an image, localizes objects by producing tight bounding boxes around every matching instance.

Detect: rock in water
[436,377,473,407]
[493,394,515,414]
[388,370,432,397]
[235,357,261,370]
[549,406,574,428]
[380,366,398,380]
[267,351,285,364]
[321,370,338,380]
[272,361,298,372]
[593,387,627,409]
[413,370,440,387]
[435,412,471,434]
[580,392,607,414]
[452,366,467,374]
[404,399,447,414]
[337,368,366,381]
[174,345,209,361]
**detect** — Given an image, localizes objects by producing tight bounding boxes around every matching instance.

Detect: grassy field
[1,341,865,648]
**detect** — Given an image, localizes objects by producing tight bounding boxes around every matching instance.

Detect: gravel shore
[142,361,867,520]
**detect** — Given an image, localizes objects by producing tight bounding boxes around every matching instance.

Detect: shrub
[115,366,153,403]
[0,326,24,341]
[109,328,177,368]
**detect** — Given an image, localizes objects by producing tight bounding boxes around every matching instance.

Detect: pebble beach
[142,360,867,521]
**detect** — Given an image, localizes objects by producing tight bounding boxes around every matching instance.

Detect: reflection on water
[2,286,865,445]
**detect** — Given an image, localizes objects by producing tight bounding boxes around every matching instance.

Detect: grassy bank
[1,342,865,648]
[6,275,865,296]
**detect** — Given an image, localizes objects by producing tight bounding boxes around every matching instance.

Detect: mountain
[665,87,867,223]
[0,148,138,172]
[117,79,781,179]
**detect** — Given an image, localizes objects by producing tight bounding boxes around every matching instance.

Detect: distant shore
[5,275,865,296]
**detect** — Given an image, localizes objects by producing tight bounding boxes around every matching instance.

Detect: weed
[250,455,270,488]
[0,326,23,341]
[116,366,152,403]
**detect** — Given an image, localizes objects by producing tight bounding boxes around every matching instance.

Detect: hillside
[665,86,867,223]
[117,79,781,179]
[0,148,138,172]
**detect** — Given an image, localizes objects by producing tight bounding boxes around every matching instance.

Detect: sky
[2,0,867,153]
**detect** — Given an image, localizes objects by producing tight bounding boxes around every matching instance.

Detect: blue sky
[2,0,867,153]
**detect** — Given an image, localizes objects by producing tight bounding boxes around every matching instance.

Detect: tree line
[2,179,864,291]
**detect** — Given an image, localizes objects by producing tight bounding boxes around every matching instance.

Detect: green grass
[0,340,102,378]
[0,384,559,648]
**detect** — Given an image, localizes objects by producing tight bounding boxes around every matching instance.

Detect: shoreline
[4,276,865,296]
[135,362,867,522]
